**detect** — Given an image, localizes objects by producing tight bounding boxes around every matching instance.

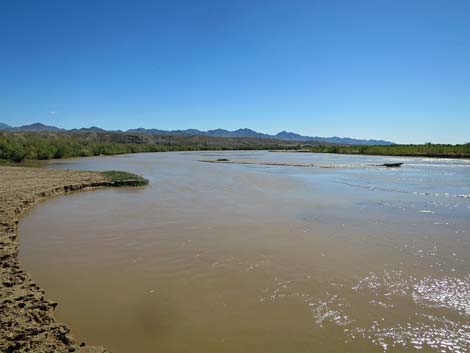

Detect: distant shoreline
[271,149,470,160]
[2,147,470,167]
[1,131,469,163]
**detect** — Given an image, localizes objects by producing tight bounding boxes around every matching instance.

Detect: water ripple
[413,275,470,315]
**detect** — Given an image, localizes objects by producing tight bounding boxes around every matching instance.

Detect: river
[19,151,470,353]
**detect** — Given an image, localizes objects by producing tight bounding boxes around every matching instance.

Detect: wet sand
[0,166,136,353]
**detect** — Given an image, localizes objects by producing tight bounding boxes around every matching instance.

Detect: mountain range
[0,122,394,145]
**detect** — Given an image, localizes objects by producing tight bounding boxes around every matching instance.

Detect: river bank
[0,166,145,353]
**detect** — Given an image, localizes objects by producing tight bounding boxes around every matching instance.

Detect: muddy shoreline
[0,166,143,353]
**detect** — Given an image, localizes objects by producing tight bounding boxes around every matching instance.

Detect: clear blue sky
[1,0,469,144]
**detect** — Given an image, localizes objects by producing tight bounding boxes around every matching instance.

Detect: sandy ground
[0,166,118,353]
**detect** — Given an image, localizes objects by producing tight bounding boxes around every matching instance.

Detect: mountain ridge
[0,122,394,145]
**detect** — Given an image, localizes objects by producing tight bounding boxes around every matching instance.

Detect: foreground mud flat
[0,166,122,353]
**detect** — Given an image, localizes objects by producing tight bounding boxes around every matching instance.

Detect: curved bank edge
[0,166,146,353]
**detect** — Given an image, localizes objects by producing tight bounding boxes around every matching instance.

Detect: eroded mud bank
[0,166,143,353]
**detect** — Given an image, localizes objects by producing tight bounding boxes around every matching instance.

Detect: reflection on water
[19,152,470,353]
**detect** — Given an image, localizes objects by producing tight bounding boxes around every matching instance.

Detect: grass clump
[102,170,149,186]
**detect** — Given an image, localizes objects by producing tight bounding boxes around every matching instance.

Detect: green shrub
[102,170,149,186]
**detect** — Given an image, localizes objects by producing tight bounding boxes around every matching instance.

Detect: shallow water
[19,151,470,353]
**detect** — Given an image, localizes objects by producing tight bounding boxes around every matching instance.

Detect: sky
[1,0,469,144]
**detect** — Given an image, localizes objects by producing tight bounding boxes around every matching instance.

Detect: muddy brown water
[19,151,470,353]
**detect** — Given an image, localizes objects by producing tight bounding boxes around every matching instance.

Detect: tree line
[306,143,470,158]
[0,132,298,162]
[1,132,469,163]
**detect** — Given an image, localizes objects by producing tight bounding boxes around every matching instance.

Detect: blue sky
[1,0,469,144]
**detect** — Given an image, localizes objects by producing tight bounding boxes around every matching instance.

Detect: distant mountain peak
[0,122,395,145]
[0,122,12,130]
[18,122,63,131]
[70,126,106,132]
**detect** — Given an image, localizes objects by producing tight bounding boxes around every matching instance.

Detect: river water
[19,151,470,353]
